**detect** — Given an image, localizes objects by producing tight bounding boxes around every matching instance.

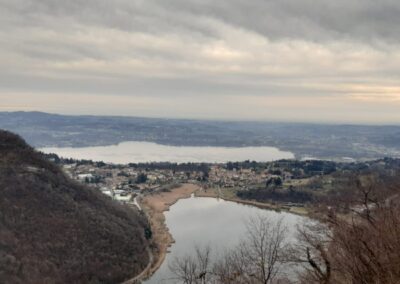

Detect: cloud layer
[1,0,400,123]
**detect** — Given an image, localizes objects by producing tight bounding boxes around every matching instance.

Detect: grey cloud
[1,0,400,123]
[0,69,331,98]
[3,0,400,42]
[157,0,400,43]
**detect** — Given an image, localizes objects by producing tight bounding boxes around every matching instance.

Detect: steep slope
[0,130,150,283]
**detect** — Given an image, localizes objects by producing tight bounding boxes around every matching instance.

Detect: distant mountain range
[0,130,150,283]
[0,111,399,160]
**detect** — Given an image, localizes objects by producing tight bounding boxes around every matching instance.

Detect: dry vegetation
[2,129,399,284]
[170,175,400,283]
[296,177,400,284]
[0,130,151,283]
[169,216,291,284]
[139,184,200,279]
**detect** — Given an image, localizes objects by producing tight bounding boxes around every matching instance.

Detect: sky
[1,0,400,124]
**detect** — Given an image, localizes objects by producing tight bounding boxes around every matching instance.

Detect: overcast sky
[1,0,400,124]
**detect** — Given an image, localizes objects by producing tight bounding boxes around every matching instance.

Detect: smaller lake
[39,141,294,163]
[144,196,307,284]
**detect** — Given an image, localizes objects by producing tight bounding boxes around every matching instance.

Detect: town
[46,153,400,212]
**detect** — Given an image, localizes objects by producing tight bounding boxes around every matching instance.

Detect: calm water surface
[40,141,294,163]
[144,196,307,284]
[40,142,302,282]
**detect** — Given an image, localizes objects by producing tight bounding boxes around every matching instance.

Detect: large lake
[40,141,294,163]
[144,196,307,283]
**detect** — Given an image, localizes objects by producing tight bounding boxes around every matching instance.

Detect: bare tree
[213,247,251,283]
[241,216,288,283]
[295,180,400,284]
[169,245,212,284]
[170,216,289,284]
[294,222,332,284]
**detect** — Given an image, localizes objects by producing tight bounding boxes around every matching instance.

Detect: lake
[39,141,294,163]
[144,196,307,283]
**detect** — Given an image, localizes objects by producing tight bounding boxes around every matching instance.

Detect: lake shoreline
[138,183,309,282]
[138,184,201,281]
[195,187,309,216]
[39,141,294,164]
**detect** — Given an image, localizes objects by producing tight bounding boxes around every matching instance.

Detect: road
[122,246,153,284]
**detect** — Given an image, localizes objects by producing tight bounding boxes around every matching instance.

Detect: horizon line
[2,110,400,127]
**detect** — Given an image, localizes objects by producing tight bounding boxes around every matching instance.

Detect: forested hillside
[0,130,150,283]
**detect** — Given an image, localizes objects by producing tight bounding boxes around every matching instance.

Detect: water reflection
[144,196,307,283]
[40,141,294,163]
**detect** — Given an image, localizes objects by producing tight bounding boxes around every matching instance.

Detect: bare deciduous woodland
[0,131,151,284]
